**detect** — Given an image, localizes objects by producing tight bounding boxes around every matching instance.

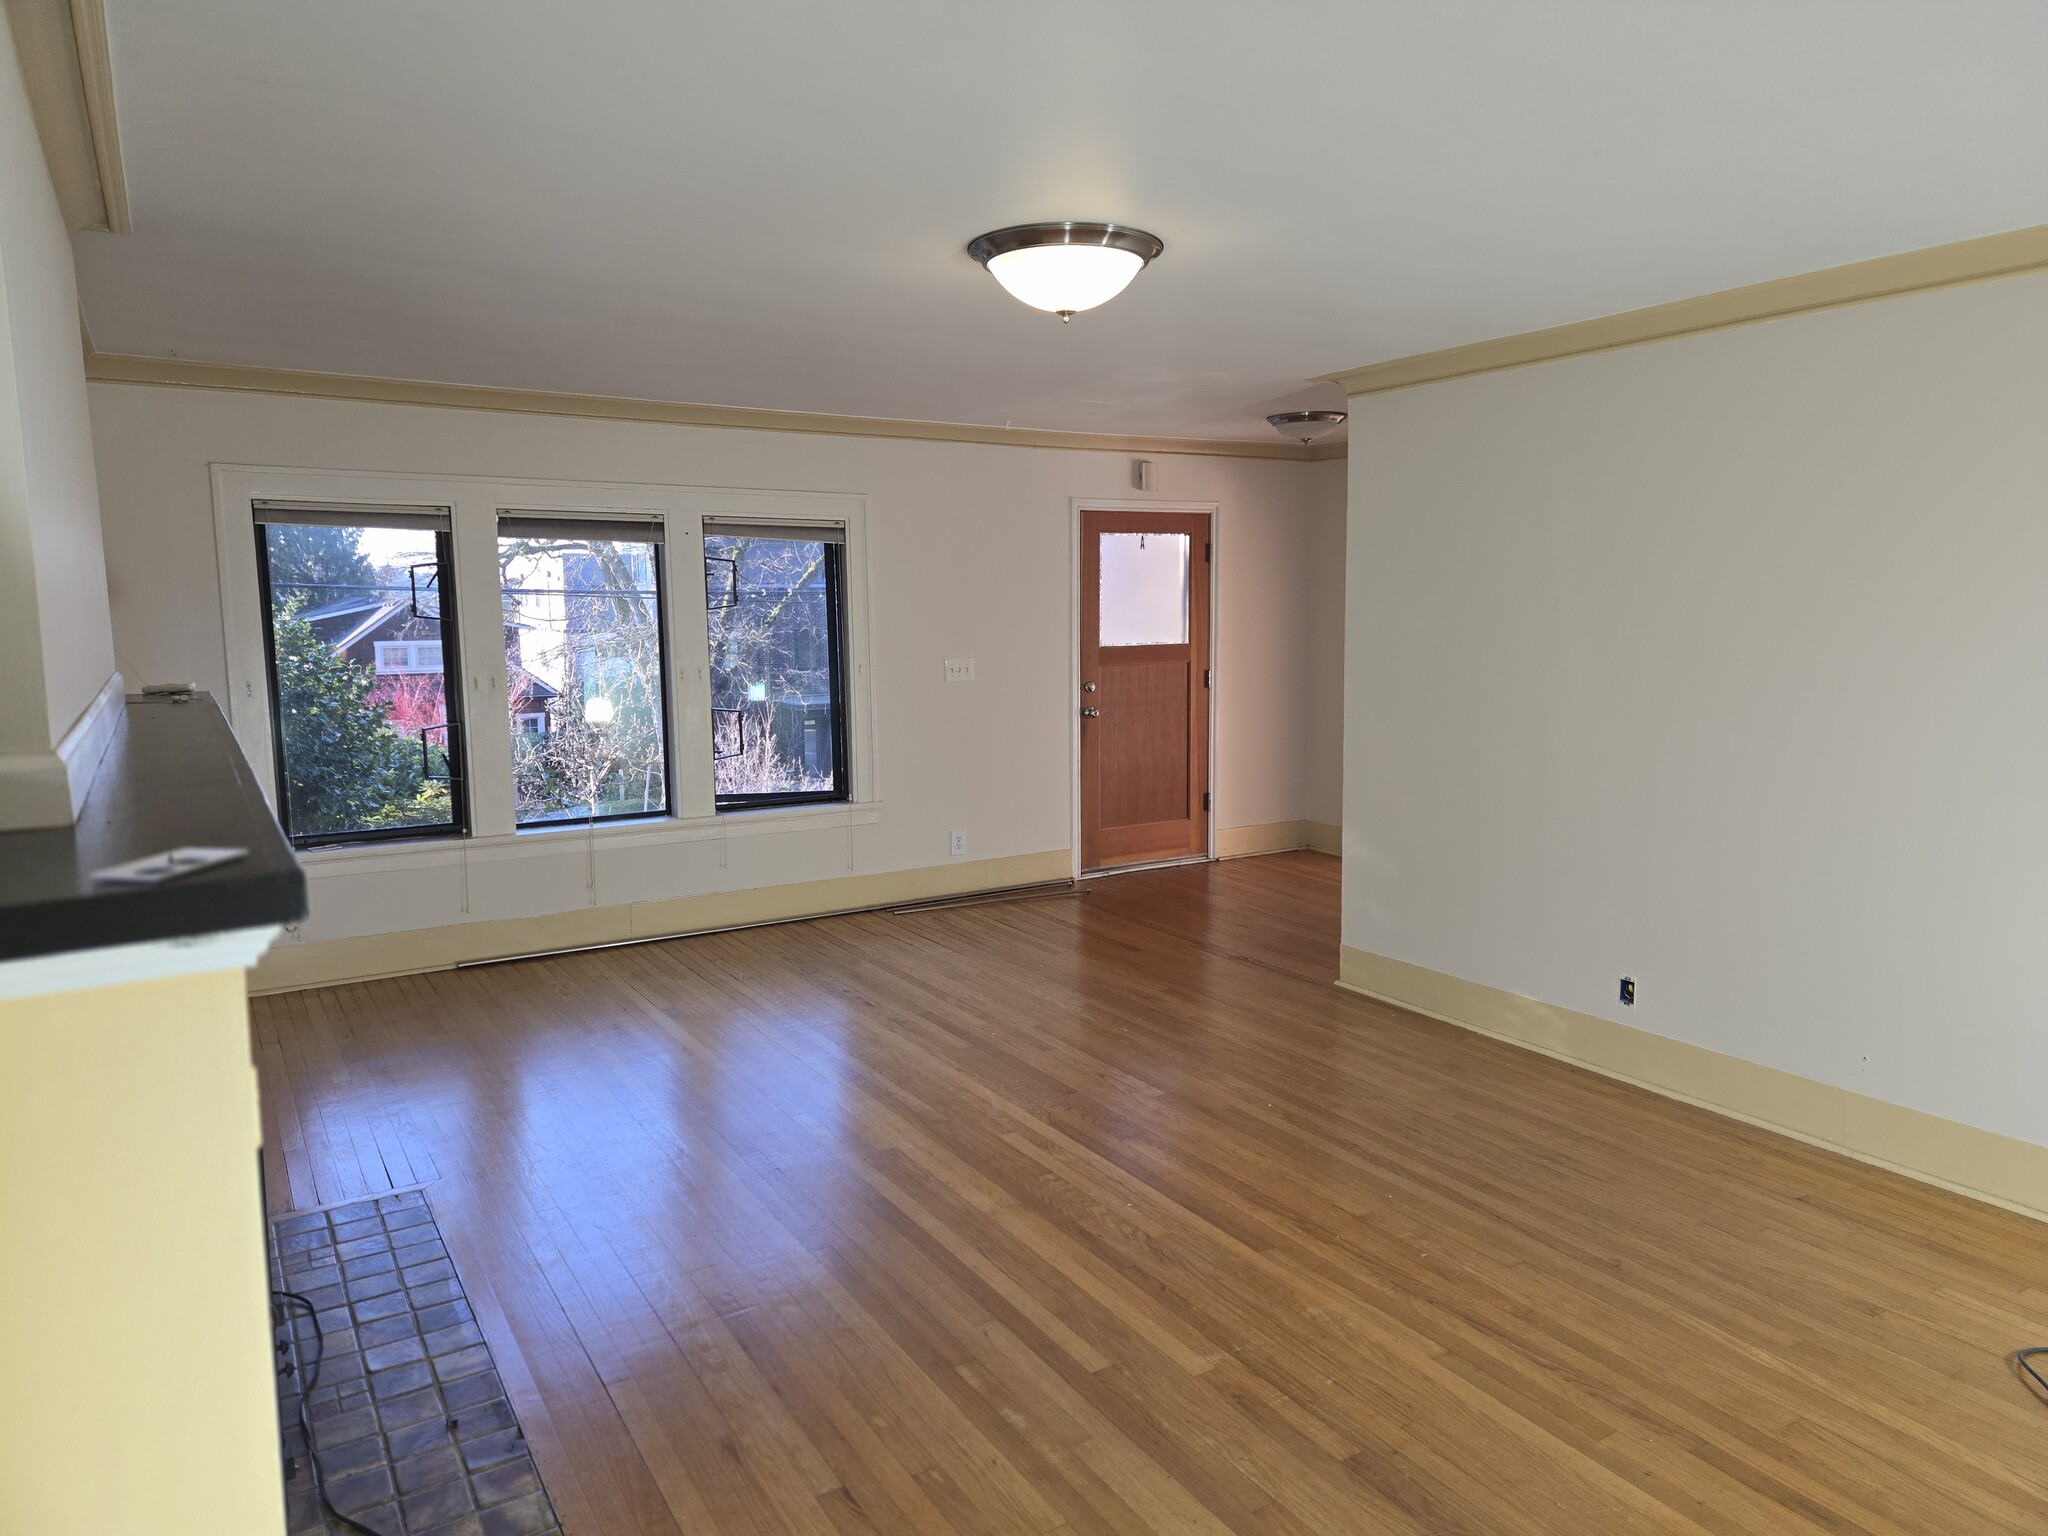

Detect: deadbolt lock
[1081,682,1097,693]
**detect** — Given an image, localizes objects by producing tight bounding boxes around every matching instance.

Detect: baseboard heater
[886,879,1080,915]
[454,879,1081,972]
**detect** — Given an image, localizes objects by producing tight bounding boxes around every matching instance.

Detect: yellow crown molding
[3,0,128,232]
[66,0,127,232]
[82,345,1348,462]
[1321,224,2048,398]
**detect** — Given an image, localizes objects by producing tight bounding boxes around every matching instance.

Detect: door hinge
[1203,668,1211,688]
[1202,791,1212,812]
[1204,541,1212,563]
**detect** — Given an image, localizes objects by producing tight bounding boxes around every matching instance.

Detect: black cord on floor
[274,1289,392,1536]
[2017,1347,2048,1404]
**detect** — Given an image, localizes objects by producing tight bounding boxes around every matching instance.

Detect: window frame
[704,535,851,813]
[496,515,676,830]
[251,512,471,851]
[211,468,875,860]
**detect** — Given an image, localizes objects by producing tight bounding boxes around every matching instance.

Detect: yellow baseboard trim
[1215,821,1342,859]
[1337,946,2048,1224]
[1216,821,1309,858]
[254,850,1073,993]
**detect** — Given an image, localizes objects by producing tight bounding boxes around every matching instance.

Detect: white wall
[88,383,1342,947]
[1343,271,2048,1148]
[1302,458,1346,828]
[0,20,115,774]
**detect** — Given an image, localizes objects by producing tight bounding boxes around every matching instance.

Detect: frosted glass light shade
[968,223,1164,319]
[987,245,1144,316]
[1266,410,1348,444]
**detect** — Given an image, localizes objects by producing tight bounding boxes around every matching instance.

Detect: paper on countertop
[90,846,249,886]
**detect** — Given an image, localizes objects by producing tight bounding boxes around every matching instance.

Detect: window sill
[299,801,883,879]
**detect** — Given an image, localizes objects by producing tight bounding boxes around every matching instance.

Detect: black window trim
[712,539,852,813]
[253,516,471,851]
[499,521,676,831]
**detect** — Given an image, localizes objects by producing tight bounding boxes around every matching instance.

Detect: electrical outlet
[944,658,975,682]
[1618,976,1636,1006]
[949,830,967,857]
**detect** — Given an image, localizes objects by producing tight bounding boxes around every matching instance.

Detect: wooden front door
[1080,509,1211,871]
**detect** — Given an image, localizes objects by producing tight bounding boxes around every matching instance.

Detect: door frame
[1068,497,1220,879]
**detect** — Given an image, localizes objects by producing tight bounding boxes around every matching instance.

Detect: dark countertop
[0,693,307,963]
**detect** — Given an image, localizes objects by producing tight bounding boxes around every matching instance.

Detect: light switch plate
[944,658,975,682]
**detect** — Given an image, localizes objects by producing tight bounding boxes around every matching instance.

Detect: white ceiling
[77,1,2048,442]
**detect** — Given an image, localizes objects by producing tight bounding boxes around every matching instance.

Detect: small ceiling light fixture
[967,222,1164,321]
[1267,410,1347,445]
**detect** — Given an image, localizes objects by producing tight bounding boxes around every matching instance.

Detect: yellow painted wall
[0,968,282,1535]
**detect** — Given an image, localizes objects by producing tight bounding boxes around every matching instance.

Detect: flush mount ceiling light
[967,222,1164,321]
[1267,410,1348,445]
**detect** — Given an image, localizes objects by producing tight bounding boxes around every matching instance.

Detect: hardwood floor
[252,853,2048,1534]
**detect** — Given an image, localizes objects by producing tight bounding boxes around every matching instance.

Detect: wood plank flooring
[252,853,2048,1534]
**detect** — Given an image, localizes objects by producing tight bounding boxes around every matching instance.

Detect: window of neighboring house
[703,520,849,808]
[373,639,445,675]
[253,506,466,848]
[498,515,670,826]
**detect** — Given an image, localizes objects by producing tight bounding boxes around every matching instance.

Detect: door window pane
[258,520,463,847]
[498,522,669,825]
[1099,531,1189,646]
[704,529,847,805]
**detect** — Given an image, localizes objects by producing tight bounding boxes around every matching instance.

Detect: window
[498,515,670,825]
[253,506,466,848]
[222,472,868,853]
[1098,531,1189,646]
[703,521,848,807]
[373,639,444,675]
